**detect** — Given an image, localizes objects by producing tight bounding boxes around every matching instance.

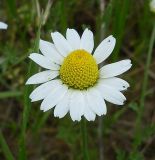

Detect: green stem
[81,118,89,160]
[139,21,155,120]
[18,14,42,160]
[134,21,155,150]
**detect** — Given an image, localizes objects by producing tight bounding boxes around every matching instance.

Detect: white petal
[80,28,94,53]
[96,84,126,105]
[29,80,61,102]
[69,90,85,121]
[84,105,96,121]
[51,32,72,57]
[93,35,116,64]
[99,77,129,91]
[83,92,96,121]
[54,89,72,118]
[100,59,132,78]
[39,39,64,64]
[29,53,60,70]
[86,88,107,116]
[41,83,68,112]
[0,22,8,29]
[26,70,59,84]
[66,28,81,50]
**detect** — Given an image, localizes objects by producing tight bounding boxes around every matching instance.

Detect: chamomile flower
[26,28,132,121]
[150,0,155,13]
[0,22,8,29]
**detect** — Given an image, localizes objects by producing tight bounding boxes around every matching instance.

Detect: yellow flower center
[60,49,99,90]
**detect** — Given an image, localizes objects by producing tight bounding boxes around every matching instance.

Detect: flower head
[0,22,8,29]
[150,0,155,13]
[26,28,132,121]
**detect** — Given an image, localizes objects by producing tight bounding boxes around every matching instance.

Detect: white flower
[26,28,132,121]
[150,0,155,13]
[0,22,8,29]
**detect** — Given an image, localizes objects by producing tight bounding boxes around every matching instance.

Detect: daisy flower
[0,22,8,29]
[26,28,132,121]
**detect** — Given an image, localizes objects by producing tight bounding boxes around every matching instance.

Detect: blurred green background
[0,0,155,160]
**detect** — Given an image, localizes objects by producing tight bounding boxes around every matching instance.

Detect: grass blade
[112,0,130,61]
[0,131,15,160]
[0,91,22,99]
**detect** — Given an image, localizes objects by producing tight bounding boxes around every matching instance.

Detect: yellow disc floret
[60,49,99,90]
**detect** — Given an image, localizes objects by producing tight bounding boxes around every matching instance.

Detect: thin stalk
[134,21,155,150]
[81,118,89,160]
[137,21,155,126]
[140,21,155,118]
[98,117,104,160]
[18,15,42,160]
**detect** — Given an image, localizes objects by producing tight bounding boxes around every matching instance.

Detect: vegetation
[0,0,155,159]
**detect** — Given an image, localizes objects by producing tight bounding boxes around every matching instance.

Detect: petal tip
[25,80,30,85]
[31,99,35,102]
